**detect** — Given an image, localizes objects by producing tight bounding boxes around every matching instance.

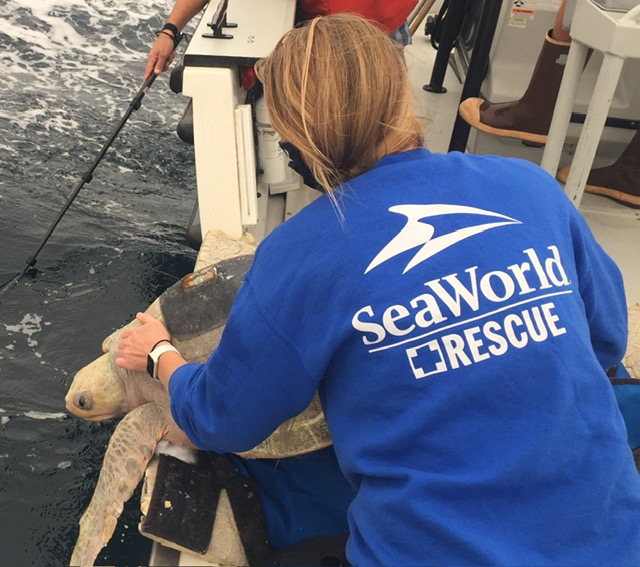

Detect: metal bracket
[203,0,238,39]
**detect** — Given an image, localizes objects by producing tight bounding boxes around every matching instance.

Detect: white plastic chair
[540,0,640,206]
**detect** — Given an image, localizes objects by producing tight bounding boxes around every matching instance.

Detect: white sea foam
[0,0,178,132]
[23,411,67,420]
[4,313,44,347]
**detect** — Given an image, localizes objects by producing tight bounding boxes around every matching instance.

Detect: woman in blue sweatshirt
[117,13,640,566]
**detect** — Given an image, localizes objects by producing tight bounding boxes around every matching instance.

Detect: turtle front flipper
[70,402,171,567]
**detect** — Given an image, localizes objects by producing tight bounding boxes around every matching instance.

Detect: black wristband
[150,338,172,354]
[155,29,182,49]
[162,23,180,37]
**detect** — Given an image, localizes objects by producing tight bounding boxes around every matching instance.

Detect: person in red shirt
[297,0,417,35]
[143,0,417,81]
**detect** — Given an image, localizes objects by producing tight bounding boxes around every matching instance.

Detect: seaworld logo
[353,239,574,379]
[365,204,521,274]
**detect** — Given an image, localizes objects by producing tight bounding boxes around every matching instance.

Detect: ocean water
[0,1,200,565]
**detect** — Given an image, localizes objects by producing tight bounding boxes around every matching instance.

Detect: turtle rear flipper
[70,403,171,567]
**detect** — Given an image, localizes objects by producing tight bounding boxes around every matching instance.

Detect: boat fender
[255,96,288,184]
[176,99,194,145]
[169,64,184,94]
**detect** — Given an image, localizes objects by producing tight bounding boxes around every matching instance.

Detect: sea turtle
[65,231,331,567]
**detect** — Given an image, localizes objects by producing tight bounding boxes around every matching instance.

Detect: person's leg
[551,0,638,207]
[556,128,640,208]
[553,0,572,42]
[458,0,572,145]
[231,446,355,551]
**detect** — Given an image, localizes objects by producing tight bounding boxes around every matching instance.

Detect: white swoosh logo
[365,204,521,274]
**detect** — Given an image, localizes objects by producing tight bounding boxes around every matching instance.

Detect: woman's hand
[116,312,171,372]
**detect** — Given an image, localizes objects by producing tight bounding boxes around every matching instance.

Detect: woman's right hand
[116,312,172,373]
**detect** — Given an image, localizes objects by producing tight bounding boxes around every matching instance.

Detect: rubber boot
[459,31,571,145]
[556,128,640,209]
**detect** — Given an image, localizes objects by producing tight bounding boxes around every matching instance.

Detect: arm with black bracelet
[143,0,209,81]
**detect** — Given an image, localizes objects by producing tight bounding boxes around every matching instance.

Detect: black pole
[448,0,503,153]
[423,0,470,94]
[0,74,158,302]
[0,35,183,303]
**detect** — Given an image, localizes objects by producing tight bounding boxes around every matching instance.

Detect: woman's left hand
[116,312,171,372]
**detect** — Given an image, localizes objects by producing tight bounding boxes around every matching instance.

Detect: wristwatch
[147,343,179,380]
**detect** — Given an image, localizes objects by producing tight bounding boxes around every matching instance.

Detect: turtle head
[65,352,128,421]
[66,343,169,421]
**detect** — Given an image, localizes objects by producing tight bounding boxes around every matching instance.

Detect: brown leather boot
[556,129,640,208]
[459,32,571,145]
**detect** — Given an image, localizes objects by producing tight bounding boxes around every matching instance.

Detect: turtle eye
[74,392,93,411]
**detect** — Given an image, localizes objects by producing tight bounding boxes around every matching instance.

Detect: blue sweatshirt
[169,149,640,565]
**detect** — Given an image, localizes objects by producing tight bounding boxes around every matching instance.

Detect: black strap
[156,23,182,49]
[162,22,180,37]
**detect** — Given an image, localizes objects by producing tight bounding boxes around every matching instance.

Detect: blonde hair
[255,13,424,198]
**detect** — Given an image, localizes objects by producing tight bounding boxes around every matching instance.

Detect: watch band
[147,343,179,380]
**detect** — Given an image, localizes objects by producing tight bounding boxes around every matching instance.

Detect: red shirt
[298,0,418,34]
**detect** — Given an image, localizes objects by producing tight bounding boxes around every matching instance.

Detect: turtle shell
[159,254,331,459]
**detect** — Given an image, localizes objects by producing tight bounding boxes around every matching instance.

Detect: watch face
[146,354,155,378]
